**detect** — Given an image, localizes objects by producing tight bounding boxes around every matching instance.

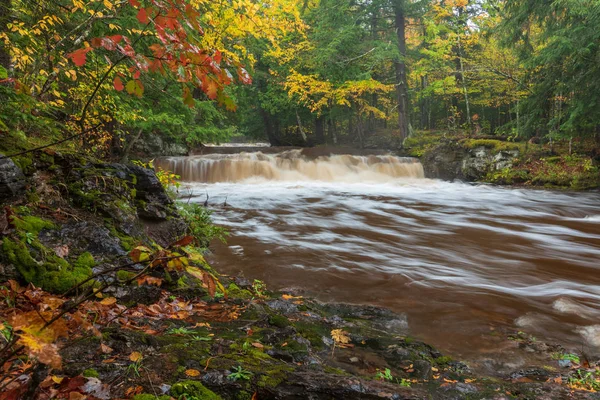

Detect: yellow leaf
[129,351,143,362]
[100,297,117,306]
[185,369,201,377]
[331,329,350,345]
[51,375,64,384]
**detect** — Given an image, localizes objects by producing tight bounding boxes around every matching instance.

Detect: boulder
[0,154,26,202]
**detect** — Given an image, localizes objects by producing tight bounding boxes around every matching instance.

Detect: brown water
[157,151,600,368]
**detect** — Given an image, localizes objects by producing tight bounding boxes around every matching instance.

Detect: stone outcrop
[0,153,26,202]
[421,140,520,182]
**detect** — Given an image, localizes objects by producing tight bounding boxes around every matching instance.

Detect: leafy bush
[178,204,227,249]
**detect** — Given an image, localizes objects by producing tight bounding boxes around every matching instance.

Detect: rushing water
[157,150,600,367]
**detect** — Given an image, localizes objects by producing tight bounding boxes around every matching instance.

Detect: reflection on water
[159,152,600,365]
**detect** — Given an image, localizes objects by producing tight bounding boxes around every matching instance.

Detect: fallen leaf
[100,344,113,354]
[251,342,264,348]
[129,351,143,362]
[68,392,86,400]
[52,375,64,384]
[282,294,302,300]
[99,297,117,306]
[53,245,69,258]
[185,369,200,377]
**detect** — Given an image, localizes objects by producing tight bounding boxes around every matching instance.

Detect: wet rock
[130,133,189,158]
[421,141,520,182]
[116,285,163,305]
[38,221,127,260]
[509,368,551,382]
[558,359,573,368]
[267,299,299,314]
[412,360,432,380]
[0,154,26,201]
[454,382,478,394]
[260,370,425,400]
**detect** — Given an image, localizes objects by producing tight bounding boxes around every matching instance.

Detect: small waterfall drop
[155,150,425,183]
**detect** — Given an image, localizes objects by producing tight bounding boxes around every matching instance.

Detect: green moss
[404,131,447,157]
[108,225,138,251]
[268,314,290,329]
[82,368,99,378]
[460,139,522,153]
[3,237,39,283]
[434,356,453,366]
[132,395,171,400]
[117,270,136,281]
[256,364,294,388]
[228,283,253,300]
[293,322,328,349]
[2,236,93,293]
[12,215,55,234]
[74,252,95,270]
[170,380,222,400]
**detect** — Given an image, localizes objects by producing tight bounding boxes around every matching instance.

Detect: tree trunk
[295,110,308,144]
[457,35,471,134]
[120,128,144,163]
[393,0,409,144]
[260,108,281,146]
[315,115,325,145]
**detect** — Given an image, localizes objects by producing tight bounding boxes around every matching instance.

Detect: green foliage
[460,139,522,153]
[568,369,600,391]
[178,204,227,249]
[170,380,222,400]
[228,365,253,381]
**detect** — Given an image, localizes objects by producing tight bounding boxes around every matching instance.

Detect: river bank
[404,132,600,191]
[1,149,600,398]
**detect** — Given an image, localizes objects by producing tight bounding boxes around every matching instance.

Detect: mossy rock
[132,395,171,400]
[227,283,253,300]
[2,237,94,293]
[170,380,222,400]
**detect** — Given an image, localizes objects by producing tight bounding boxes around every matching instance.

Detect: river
[157,149,600,370]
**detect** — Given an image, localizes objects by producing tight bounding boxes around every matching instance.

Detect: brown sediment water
[157,150,600,369]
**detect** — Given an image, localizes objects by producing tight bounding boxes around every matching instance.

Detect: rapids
[157,150,600,367]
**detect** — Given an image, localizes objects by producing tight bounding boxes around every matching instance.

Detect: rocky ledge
[1,150,599,399]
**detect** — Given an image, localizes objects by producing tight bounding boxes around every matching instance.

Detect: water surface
[158,151,600,367]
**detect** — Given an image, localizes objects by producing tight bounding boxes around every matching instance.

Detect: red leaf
[202,272,216,298]
[169,235,195,248]
[214,50,222,65]
[67,48,93,67]
[128,0,140,7]
[113,76,124,91]
[137,8,149,24]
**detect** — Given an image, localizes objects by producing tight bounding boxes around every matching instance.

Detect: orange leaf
[128,0,140,7]
[251,342,264,348]
[129,351,143,362]
[185,369,200,377]
[100,297,117,306]
[137,276,163,286]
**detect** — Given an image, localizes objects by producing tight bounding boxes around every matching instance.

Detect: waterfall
[155,149,424,183]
